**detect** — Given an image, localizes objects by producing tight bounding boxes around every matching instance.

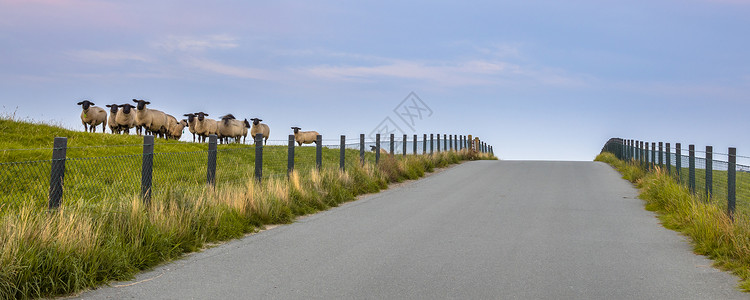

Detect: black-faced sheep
[217,114,245,144]
[183,113,198,142]
[77,100,107,133]
[194,112,218,143]
[132,99,168,138]
[116,103,138,135]
[291,126,319,146]
[105,104,120,134]
[249,118,270,145]
[370,145,389,155]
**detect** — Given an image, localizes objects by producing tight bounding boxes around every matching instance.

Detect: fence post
[430,134,434,155]
[706,146,713,200]
[316,135,322,170]
[142,135,155,205]
[658,142,663,168]
[340,135,346,171]
[254,133,263,182]
[375,134,381,164]
[390,133,395,155]
[413,134,417,155]
[288,134,295,176]
[651,142,656,169]
[666,143,671,175]
[48,137,68,209]
[437,134,441,153]
[207,134,217,188]
[645,142,650,170]
[423,134,427,154]
[403,134,407,157]
[449,134,453,151]
[728,147,736,220]
[360,134,365,166]
[444,134,448,151]
[676,143,682,181]
[688,144,695,194]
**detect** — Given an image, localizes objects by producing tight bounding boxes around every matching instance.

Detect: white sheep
[194,112,218,143]
[165,114,178,139]
[132,99,168,138]
[168,119,188,140]
[77,100,107,133]
[291,126,319,146]
[241,119,249,144]
[183,113,198,142]
[105,104,120,134]
[115,103,138,135]
[249,118,270,145]
[217,114,246,144]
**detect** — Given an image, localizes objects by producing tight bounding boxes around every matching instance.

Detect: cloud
[67,50,154,64]
[182,57,275,80]
[155,35,239,52]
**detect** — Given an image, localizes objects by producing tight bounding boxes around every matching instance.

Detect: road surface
[76,160,746,299]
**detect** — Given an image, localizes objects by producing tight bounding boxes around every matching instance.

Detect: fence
[602,138,750,220]
[0,133,493,211]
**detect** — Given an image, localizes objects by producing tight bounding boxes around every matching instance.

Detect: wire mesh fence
[0,133,491,213]
[603,138,749,220]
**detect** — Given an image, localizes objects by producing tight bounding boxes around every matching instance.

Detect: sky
[1,0,749,161]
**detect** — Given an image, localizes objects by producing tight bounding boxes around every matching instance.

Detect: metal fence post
[360,134,365,166]
[375,134,381,164]
[207,134,217,188]
[666,143,671,175]
[676,143,682,181]
[728,147,736,220]
[444,134,448,151]
[340,135,346,171]
[142,135,155,204]
[688,144,695,194]
[437,134,441,153]
[390,133,395,155]
[449,134,453,151]
[288,134,295,175]
[316,135,322,170]
[645,142,650,170]
[403,134,407,157]
[48,137,67,209]
[423,134,427,154]
[254,133,263,182]
[706,146,713,200]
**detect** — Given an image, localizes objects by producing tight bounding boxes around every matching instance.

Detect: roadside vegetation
[0,117,496,299]
[595,152,750,291]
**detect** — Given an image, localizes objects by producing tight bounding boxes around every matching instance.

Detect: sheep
[77,100,107,133]
[217,114,245,144]
[115,103,138,135]
[291,126,319,146]
[241,119,250,144]
[167,119,188,140]
[249,118,270,145]
[165,114,178,139]
[132,99,169,138]
[183,113,198,142]
[370,145,389,155]
[194,112,218,143]
[105,104,120,134]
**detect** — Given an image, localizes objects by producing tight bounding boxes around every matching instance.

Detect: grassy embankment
[595,152,750,291]
[0,117,496,299]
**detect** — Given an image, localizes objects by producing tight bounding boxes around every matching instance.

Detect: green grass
[0,117,497,299]
[596,151,750,291]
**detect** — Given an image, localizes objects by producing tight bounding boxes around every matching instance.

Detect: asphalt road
[76,160,746,299]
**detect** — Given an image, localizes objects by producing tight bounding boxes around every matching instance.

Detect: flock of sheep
[76,100,320,146]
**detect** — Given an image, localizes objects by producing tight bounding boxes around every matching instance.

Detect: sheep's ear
[77,101,83,105]
[89,101,95,105]
[145,101,150,104]
[132,99,138,103]
[106,105,111,107]
[204,113,209,116]
[258,119,262,122]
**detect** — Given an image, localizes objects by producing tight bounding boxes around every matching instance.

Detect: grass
[596,151,750,291]
[0,116,497,299]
